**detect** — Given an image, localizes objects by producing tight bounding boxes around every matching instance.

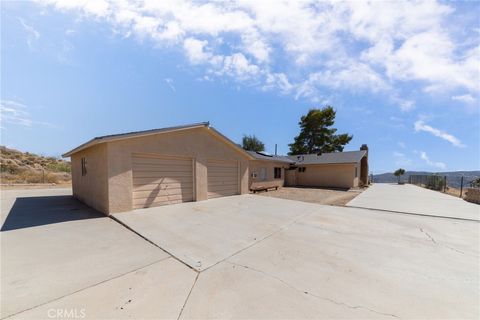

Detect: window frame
[81,157,87,176]
[274,167,282,179]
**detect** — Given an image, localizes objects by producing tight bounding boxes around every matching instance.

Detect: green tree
[242,135,265,152]
[394,168,406,184]
[288,106,353,155]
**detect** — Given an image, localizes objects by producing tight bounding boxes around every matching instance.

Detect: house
[286,146,369,189]
[63,122,369,215]
[63,122,253,214]
[246,151,295,190]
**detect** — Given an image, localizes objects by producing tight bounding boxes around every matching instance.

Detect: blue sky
[1,0,479,173]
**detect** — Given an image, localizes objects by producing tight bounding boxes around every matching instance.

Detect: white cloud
[420,151,446,169]
[183,38,211,64]
[414,120,465,148]
[398,142,406,149]
[164,78,175,92]
[0,100,56,129]
[38,0,480,109]
[18,18,40,49]
[0,100,32,127]
[452,94,476,104]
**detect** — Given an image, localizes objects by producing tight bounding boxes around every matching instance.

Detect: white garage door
[132,154,194,209]
[207,159,239,199]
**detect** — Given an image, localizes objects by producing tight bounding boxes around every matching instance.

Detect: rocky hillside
[0,146,71,184]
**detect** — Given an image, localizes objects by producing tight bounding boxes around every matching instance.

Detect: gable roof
[62,122,253,159]
[288,150,367,165]
[246,151,295,164]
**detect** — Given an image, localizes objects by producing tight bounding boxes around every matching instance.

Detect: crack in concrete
[419,227,466,255]
[227,262,399,319]
[419,227,437,244]
[177,273,199,320]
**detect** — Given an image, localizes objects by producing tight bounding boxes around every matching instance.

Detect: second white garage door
[132,154,194,209]
[207,159,239,199]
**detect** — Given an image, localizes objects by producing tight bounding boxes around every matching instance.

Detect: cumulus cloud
[414,120,465,148]
[419,151,446,169]
[37,0,479,108]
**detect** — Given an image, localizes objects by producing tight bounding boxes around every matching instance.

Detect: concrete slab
[1,189,169,318]
[11,258,197,320]
[347,183,480,221]
[113,194,320,271]
[182,205,479,319]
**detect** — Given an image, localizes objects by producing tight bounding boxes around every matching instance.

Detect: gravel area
[255,186,364,206]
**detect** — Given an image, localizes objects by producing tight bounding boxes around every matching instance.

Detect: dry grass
[0,146,71,184]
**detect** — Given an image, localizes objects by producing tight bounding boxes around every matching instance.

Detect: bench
[250,181,280,193]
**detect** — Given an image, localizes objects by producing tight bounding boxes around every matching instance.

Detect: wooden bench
[250,182,280,193]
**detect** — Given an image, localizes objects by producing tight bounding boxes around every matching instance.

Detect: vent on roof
[256,151,273,157]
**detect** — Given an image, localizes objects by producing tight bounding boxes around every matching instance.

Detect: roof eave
[62,122,210,157]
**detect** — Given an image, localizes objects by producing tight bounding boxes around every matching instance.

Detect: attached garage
[207,159,239,199]
[132,154,194,209]
[64,122,252,215]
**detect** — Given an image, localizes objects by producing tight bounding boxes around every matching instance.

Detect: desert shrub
[47,162,71,173]
[425,175,445,191]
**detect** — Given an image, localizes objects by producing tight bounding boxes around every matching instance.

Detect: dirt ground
[255,186,364,206]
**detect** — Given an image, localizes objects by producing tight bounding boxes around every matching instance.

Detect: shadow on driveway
[1,195,103,231]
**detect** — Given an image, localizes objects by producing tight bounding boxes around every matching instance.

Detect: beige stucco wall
[296,163,357,189]
[71,144,109,213]
[249,160,289,190]
[106,127,250,213]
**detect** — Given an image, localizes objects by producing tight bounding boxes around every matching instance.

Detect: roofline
[63,122,210,157]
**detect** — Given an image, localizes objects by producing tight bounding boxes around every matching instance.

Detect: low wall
[465,188,480,205]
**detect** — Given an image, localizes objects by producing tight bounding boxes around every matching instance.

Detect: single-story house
[63,122,368,215]
[286,146,369,189]
[63,122,253,214]
[246,151,295,191]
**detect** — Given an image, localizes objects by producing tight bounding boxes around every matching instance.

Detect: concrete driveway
[113,194,478,319]
[2,188,479,319]
[1,188,196,319]
[347,183,480,221]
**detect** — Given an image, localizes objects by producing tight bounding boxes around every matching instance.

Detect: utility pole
[275,144,277,156]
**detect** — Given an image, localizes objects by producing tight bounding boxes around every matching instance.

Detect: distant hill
[0,146,71,184]
[373,171,480,188]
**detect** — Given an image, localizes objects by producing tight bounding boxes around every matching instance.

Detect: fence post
[460,176,464,198]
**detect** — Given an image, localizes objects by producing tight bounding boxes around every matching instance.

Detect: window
[298,167,306,173]
[81,157,87,176]
[274,167,282,179]
[355,166,358,177]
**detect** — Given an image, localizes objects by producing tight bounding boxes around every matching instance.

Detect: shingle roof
[288,150,367,165]
[246,151,296,164]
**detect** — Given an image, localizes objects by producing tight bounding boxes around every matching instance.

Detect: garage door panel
[207,160,239,199]
[132,154,193,209]
[132,171,193,178]
[133,193,193,204]
[132,157,191,166]
[132,187,194,199]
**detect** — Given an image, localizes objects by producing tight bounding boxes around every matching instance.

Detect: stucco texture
[296,163,358,189]
[249,160,289,190]
[71,144,109,213]
[101,127,249,214]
